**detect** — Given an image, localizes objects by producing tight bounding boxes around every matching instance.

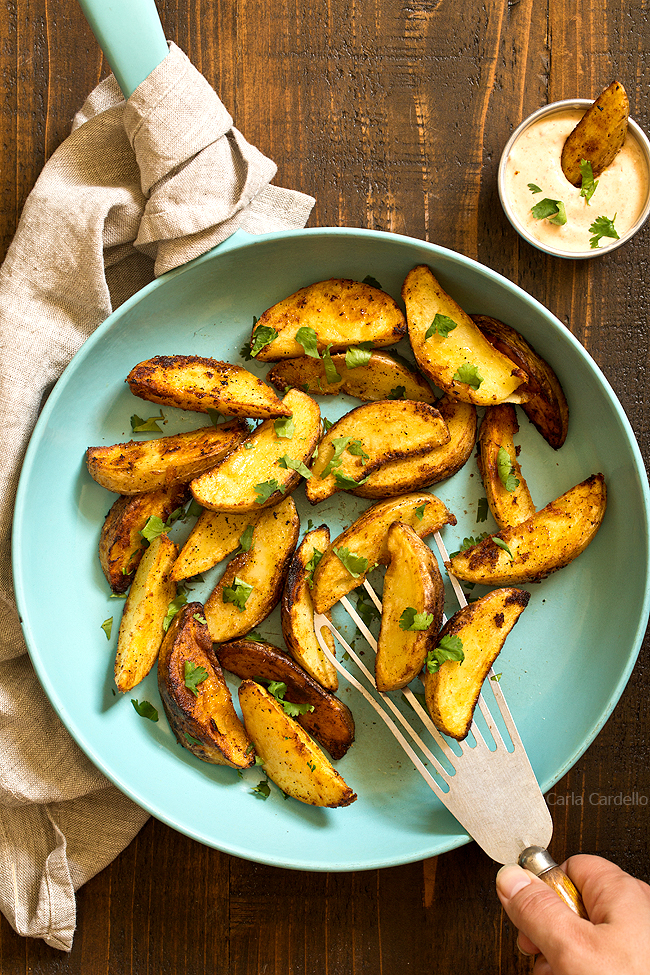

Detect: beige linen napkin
[0,42,314,952]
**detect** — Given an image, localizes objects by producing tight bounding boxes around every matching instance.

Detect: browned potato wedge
[477,405,536,530]
[114,534,178,692]
[191,388,320,512]
[375,523,445,692]
[423,588,530,740]
[447,473,606,585]
[306,400,450,504]
[216,639,355,759]
[157,603,254,768]
[561,80,629,186]
[267,350,437,403]
[281,526,339,692]
[353,394,477,499]
[126,355,292,419]
[204,496,300,642]
[86,419,250,495]
[238,680,357,807]
[100,483,188,592]
[250,279,406,361]
[172,509,262,581]
[472,315,569,449]
[312,492,456,614]
[403,265,528,406]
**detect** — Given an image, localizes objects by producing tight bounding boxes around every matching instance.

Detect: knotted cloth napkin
[0,42,314,952]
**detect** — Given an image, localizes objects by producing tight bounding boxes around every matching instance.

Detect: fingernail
[516,937,535,958]
[496,863,533,900]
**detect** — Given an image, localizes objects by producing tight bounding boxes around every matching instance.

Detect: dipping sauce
[502,108,649,255]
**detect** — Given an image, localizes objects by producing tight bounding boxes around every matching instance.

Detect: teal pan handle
[77,0,169,98]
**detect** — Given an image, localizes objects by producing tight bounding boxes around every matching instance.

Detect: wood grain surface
[1,0,649,972]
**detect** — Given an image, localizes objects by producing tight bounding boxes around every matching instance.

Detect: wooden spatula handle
[519,847,589,919]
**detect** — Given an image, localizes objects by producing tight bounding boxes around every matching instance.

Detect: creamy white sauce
[503,109,649,253]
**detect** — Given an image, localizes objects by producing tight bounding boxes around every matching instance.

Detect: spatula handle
[519,847,588,919]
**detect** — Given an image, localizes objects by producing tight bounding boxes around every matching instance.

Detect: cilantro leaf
[163,588,188,632]
[101,617,113,640]
[305,547,323,588]
[425,313,458,340]
[355,588,381,628]
[184,732,203,745]
[266,680,314,717]
[130,409,165,433]
[321,436,369,477]
[249,324,279,357]
[185,499,203,519]
[496,447,520,492]
[238,524,255,553]
[333,546,369,578]
[389,385,406,399]
[399,607,435,631]
[414,502,427,520]
[579,159,599,205]
[425,635,464,673]
[322,345,343,383]
[131,698,159,721]
[295,326,320,358]
[476,497,489,523]
[277,455,312,479]
[491,673,502,682]
[493,537,514,559]
[589,214,619,248]
[448,533,490,559]
[322,417,334,432]
[528,183,543,194]
[362,274,383,290]
[254,479,285,504]
[274,415,295,439]
[140,505,185,543]
[184,660,209,697]
[252,779,271,799]
[193,613,207,625]
[531,198,567,225]
[453,363,483,389]
[223,576,254,611]
[334,471,369,491]
[345,342,374,369]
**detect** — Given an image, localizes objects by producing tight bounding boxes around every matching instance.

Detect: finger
[517,930,540,956]
[558,854,650,924]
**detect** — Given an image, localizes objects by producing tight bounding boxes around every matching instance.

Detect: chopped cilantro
[333,546,369,578]
[345,342,374,369]
[193,613,207,625]
[579,159,598,205]
[453,363,483,389]
[185,499,203,519]
[322,345,343,383]
[425,313,458,340]
[305,548,323,588]
[425,635,464,673]
[131,699,159,721]
[414,502,427,520]
[399,607,435,631]
[254,479,285,504]
[237,524,255,553]
[491,673,502,682]
[531,198,567,225]
[222,576,254,611]
[101,617,113,640]
[130,410,165,433]
[528,183,543,194]
[274,415,295,439]
[163,588,188,632]
[493,537,514,559]
[184,732,202,745]
[321,436,368,477]
[295,326,320,358]
[140,505,185,543]
[497,447,520,493]
[389,385,406,399]
[589,214,619,248]
[322,417,334,432]
[477,497,489,523]
[184,660,209,696]
[266,680,314,718]
[449,533,490,559]
[355,588,381,628]
[249,324,278,357]
[362,274,383,290]
[277,455,312,479]
[334,471,369,490]
[251,779,271,799]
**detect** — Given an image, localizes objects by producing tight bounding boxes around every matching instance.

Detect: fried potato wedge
[447,473,606,585]
[216,639,355,759]
[191,388,320,512]
[312,492,456,614]
[403,265,528,405]
[251,278,406,361]
[423,588,530,740]
[352,394,477,499]
[114,534,177,692]
[100,483,188,592]
[477,405,536,530]
[375,523,445,692]
[473,314,569,449]
[306,400,450,504]
[238,680,357,807]
[157,603,254,768]
[204,496,300,642]
[281,526,338,691]
[172,509,262,581]
[86,419,250,495]
[561,80,629,186]
[267,350,437,403]
[126,355,291,419]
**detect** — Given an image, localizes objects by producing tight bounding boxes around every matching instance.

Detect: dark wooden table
[2,1,649,972]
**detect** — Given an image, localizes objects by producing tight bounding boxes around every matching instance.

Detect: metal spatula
[314,530,586,917]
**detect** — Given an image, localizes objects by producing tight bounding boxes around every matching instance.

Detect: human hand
[496,854,650,975]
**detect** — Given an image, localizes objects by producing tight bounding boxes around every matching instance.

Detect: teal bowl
[12,227,650,870]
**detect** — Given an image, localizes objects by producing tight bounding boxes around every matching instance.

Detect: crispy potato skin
[126,355,291,419]
[216,639,355,759]
[86,419,250,495]
[251,278,406,360]
[100,483,188,592]
[352,394,477,499]
[190,388,320,512]
[157,603,254,767]
[403,265,528,406]
[114,534,178,692]
[447,473,606,585]
[375,523,445,692]
[267,350,437,403]
[472,315,569,450]
[238,680,357,807]
[477,405,536,530]
[281,526,339,692]
[561,81,629,186]
[312,492,456,614]
[204,496,300,642]
[423,588,530,740]
[306,400,450,504]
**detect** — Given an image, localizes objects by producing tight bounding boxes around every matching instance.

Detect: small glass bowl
[498,98,650,259]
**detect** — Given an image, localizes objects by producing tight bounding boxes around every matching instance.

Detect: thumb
[496,863,587,960]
